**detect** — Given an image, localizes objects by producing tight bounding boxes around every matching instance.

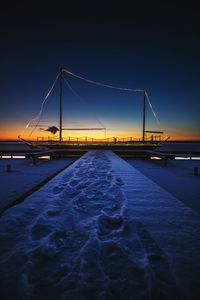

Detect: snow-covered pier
[0,150,200,300]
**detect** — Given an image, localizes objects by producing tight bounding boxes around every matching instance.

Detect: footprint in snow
[53,186,64,194]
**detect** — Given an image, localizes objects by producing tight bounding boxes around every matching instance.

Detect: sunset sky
[0,0,200,141]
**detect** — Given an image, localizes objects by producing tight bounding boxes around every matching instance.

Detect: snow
[0,158,75,209]
[0,150,200,300]
[126,158,200,214]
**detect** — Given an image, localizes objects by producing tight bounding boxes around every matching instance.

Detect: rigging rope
[63,69,160,126]
[62,74,105,129]
[23,68,161,138]
[25,71,61,136]
[144,91,160,125]
[63,69,144,92]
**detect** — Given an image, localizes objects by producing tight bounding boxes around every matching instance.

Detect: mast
[142,91,146,143]
[59,67,63,143]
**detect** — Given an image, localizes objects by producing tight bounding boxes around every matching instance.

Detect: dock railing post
[59,67,63,144]
[142,91,146,143]
[194,167,199,176]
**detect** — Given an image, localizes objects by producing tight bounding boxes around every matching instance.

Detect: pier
[0,150,200,299]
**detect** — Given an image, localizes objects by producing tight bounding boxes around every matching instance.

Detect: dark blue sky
[1,0,200,140]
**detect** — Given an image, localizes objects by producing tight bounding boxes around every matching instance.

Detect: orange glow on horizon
[0,129,199,142]
[0,122,199,142]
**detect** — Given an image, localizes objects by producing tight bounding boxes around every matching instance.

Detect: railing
[35,135,162,145]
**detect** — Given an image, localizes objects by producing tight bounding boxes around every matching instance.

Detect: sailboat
[19,68,168,149]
